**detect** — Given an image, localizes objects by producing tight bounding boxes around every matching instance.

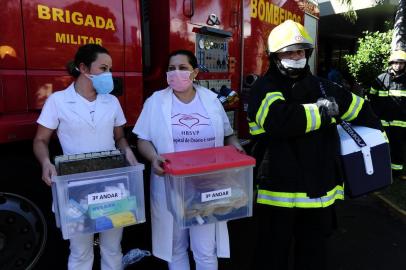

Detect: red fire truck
[0,0,318,268]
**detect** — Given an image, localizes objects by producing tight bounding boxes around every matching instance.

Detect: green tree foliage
[344,30,392,88]
[338,0,384,23]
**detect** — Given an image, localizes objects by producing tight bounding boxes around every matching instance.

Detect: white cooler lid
[337,125,386,155]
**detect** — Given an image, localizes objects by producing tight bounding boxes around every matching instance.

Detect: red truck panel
[122,0,143,125]
[236,0,305,138]
[0,0,143,143]
[0,1,25,70]
[144,0,242,97]
[22,0,125,70]
[243,0,304,76]
[188,0,242,96]
[0,1,27,115]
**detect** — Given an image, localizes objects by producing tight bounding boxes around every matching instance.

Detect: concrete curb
[374,193,406,224]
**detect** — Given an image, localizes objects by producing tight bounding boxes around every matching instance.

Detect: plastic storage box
[338,125,392,197]
[162,146,255,228]
[52,165,145,239]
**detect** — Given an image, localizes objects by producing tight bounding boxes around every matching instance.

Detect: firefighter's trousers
[253,204,336,270]
[386,126,406,175]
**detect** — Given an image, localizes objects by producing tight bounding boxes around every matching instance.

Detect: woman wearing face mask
[133,49,243,270]
[33,44,138,270]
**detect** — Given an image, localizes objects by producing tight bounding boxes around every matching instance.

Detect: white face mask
[280,58,307,69]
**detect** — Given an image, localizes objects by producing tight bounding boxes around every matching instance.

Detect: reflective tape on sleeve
[370,88,406,97]
[389,90,406,97]
[249,121,265,135]
[388,120,406,128]
[341,93,365,121]
[381,120,390,127]
[256,92,285,128]
[391,163,404,170]
[303,104,321,133]
[369,87,378,95]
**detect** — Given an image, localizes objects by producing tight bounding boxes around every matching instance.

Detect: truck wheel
[0,193,47,270]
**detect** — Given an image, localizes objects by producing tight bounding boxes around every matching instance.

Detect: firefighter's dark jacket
[248,64,382,208]
[369,71,406,127]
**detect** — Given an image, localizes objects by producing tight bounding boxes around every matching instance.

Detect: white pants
[68,228,123,270]
[168,223,218,270]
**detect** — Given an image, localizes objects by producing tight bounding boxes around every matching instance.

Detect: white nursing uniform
[37,83,126,270]
[132,85,234,263]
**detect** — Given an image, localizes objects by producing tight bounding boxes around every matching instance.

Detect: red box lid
[162,146,256,175]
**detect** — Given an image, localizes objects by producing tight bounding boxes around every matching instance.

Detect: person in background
[133,49,243,270]
[33,44,138,270]
[248,20,381,270]
[327,63,343,85]
[369,50,406,180]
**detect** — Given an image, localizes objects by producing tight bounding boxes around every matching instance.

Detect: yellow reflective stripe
[257,185,344,208]
[369,88,406,96]
[331,117,337,124]
[249,122,265,135]
[256,92,285,128]
[303,104,321,133]
[369,87,378,95]
[391,163,404,170]
[388,120,406,128]
[381,120,390,127]
[382,120,406,127]
[389,90,406,97]
[382,131,389,143]
[341,93,364,121]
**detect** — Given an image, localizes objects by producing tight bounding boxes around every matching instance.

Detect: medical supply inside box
[162,146,255,228]
[52,151,145,239]
[338,125,392,198]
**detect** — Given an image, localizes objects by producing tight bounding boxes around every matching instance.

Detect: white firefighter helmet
[389,50,406,63]
[267,20,314,54]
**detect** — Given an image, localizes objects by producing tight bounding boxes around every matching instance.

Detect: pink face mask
[166,70,193,92]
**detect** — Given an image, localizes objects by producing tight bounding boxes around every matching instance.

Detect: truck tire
[0,193,47,270]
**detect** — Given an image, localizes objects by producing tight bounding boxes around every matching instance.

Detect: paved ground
[1,141,406,270]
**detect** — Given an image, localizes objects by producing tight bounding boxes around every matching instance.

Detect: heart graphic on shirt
[179,116,199,128]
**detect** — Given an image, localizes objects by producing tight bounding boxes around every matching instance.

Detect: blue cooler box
[338,125,392,198]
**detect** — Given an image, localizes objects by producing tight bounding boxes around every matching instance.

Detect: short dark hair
[67,44,110,78]
[168,49,198,69]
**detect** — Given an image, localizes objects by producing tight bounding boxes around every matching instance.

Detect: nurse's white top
[37,83,126,155]
[133,84,233,262]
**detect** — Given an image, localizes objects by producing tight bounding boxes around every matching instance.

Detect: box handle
[361,146,374,175]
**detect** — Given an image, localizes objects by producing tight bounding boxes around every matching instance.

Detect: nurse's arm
[114,126,138,165]
[33,124,57,186]
[225,134,245,153]
[136,138,165,176]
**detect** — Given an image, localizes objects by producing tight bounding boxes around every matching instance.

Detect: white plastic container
[338,125,392,197]
[162,146,255,228]
[52,165,145,239]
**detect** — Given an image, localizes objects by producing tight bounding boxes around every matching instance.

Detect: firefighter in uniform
[248,20,382,269]
[369,50,406,180]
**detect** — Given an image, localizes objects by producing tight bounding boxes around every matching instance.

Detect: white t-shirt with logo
[171,92,215,152]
